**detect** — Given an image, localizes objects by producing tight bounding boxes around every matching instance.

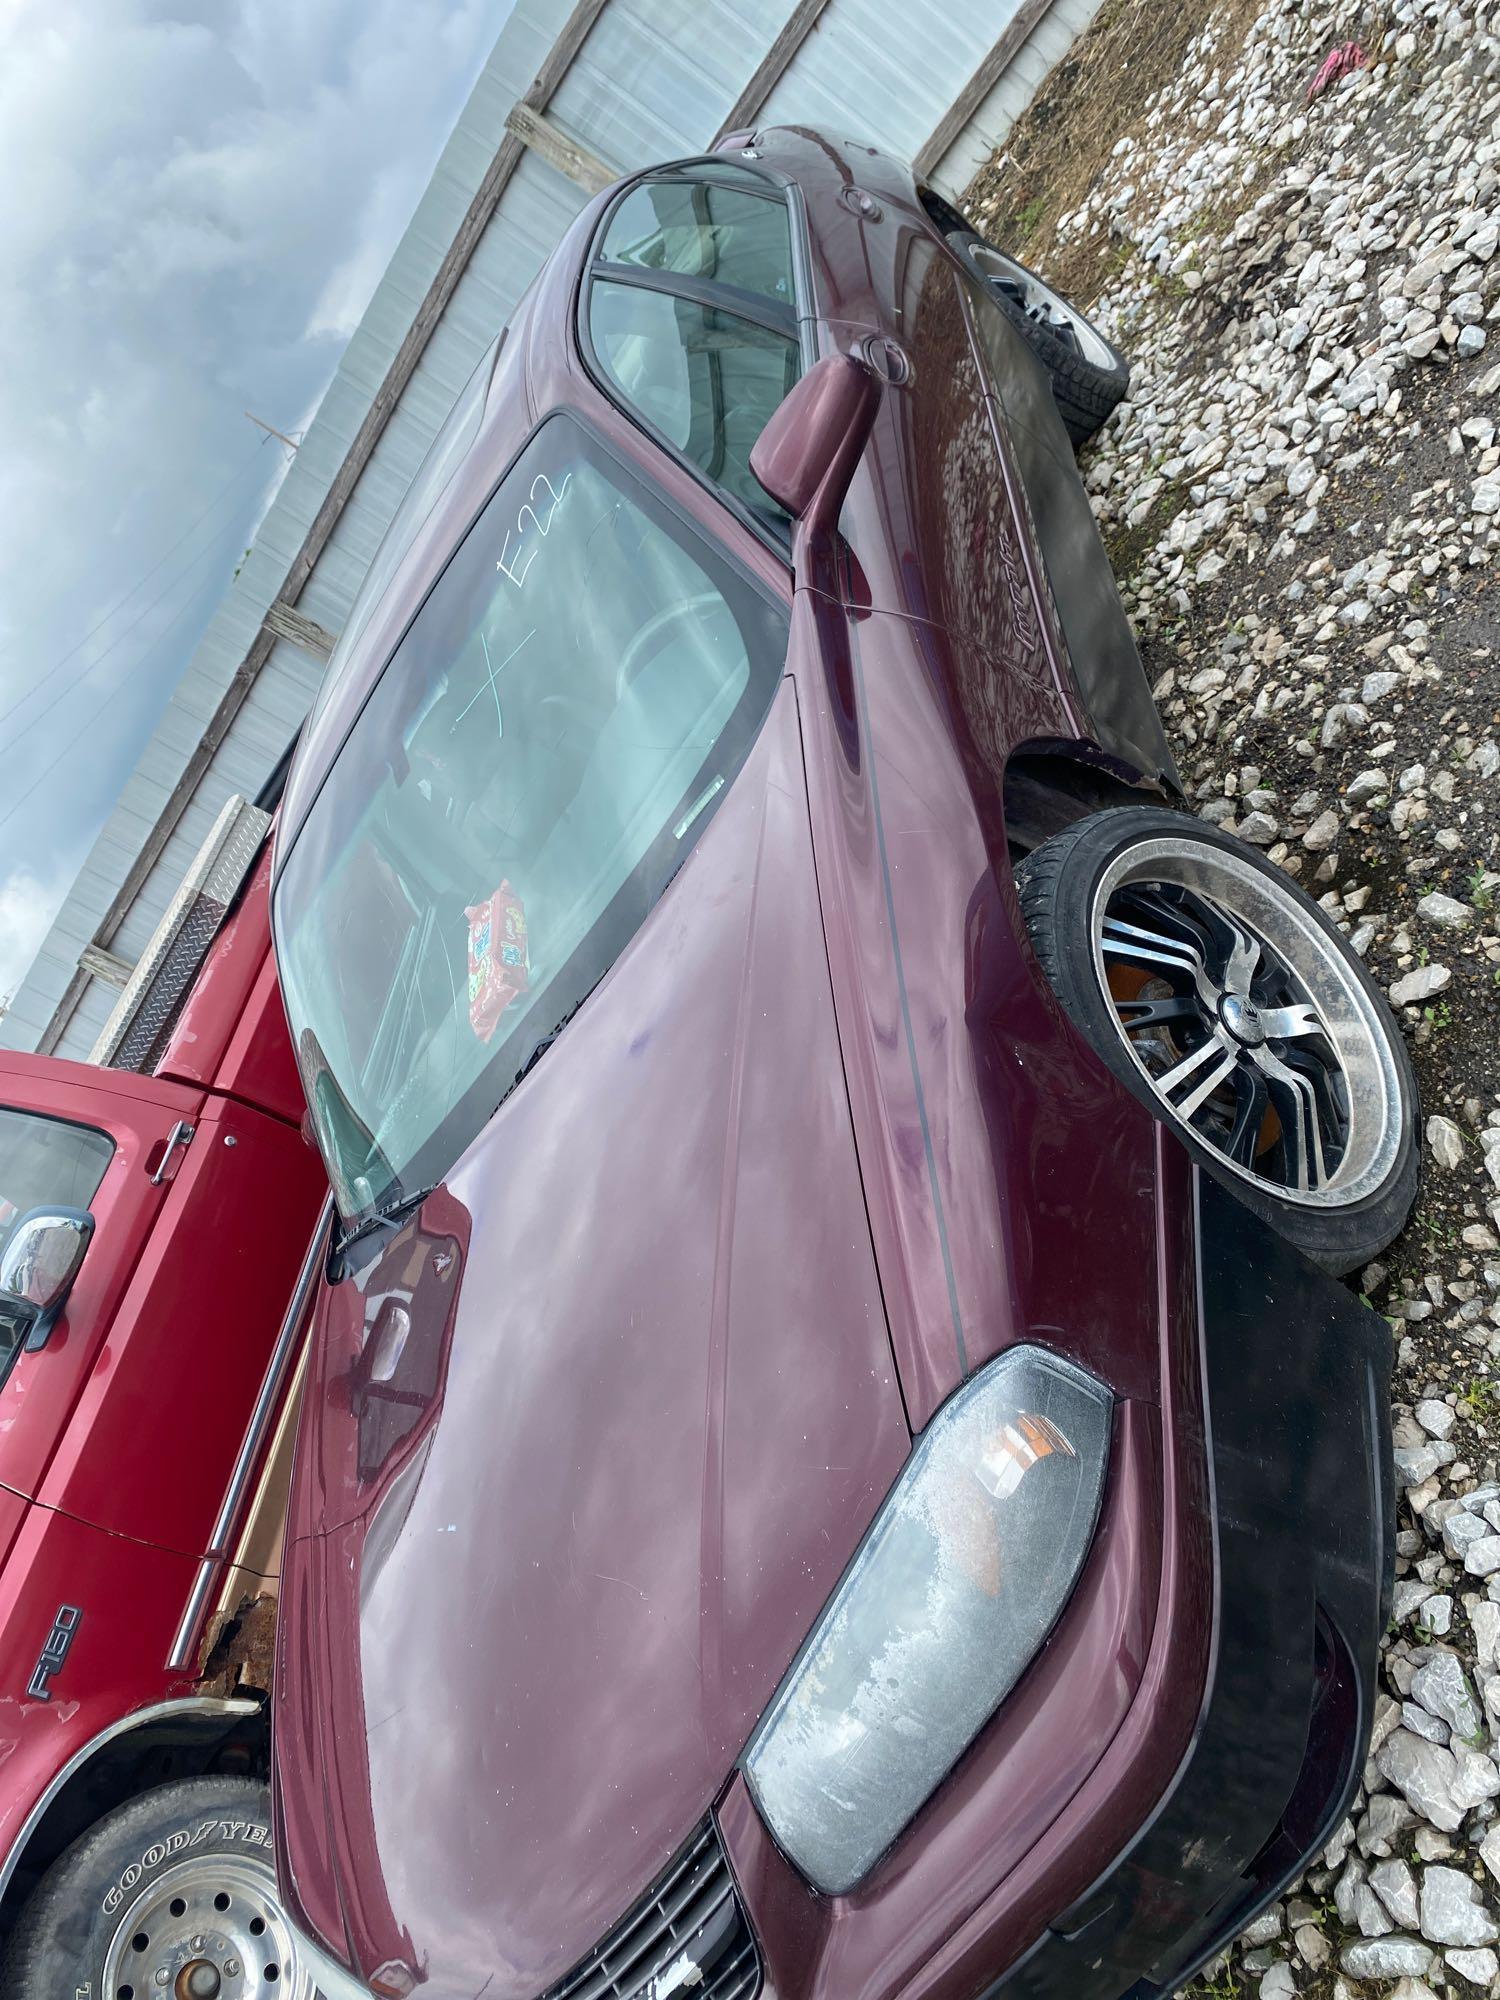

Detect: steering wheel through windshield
[614,591,725,703]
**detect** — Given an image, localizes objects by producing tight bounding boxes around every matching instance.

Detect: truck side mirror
[0,1207,95,1352]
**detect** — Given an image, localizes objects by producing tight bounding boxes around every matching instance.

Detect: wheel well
[1003,743,1170,862]
[915,183,973,240]
[0,1700,268,1940]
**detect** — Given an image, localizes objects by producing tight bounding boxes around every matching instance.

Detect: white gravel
[1419,1863,1500,1945]
[1390,965,1454,1008]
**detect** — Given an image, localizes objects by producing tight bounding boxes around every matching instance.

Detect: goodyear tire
[2,1775,312,1999]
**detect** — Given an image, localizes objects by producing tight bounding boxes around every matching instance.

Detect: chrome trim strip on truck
[167,1197,334,1671]
[0,1696,260,1905]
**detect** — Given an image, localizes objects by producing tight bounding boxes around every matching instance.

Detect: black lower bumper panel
[988,1176,1394,2000]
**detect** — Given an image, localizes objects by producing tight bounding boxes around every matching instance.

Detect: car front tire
[1016,807,1419,1274]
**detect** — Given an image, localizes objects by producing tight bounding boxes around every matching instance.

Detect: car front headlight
[743,1345,1112,1893]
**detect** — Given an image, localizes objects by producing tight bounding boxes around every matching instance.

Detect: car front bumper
[985,1178,1394,1999]
[719,1175,1394,2000]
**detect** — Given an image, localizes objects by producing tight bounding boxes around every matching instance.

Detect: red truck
[0,796,328,1997]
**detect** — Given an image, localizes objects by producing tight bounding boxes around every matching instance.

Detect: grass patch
[1015,193,1047,240]
[1459,1378,1499,1423]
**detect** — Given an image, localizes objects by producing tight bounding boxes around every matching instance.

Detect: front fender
[0,1501,233,1906]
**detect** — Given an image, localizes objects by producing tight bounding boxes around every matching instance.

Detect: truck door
[0,1058,203,1505]
[35,1086,329,1556]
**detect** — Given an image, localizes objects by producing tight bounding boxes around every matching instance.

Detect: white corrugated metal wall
[764,0,1004,159]
[3,0,1102,1058]
[945,0,1103,188]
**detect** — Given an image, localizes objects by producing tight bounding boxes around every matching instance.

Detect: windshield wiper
[330,1180,438,1280]
[329,991,602,1280]
[499,984,600,1109]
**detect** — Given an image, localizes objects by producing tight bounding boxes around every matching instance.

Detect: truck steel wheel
[3,1776,311,2000]
[949,232,1131,447]
[1016,807,1419,1273]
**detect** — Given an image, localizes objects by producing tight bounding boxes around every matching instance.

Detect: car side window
[588,169,800,533]
[589,283,798,527]
[599,176,794,307]
[0,1106,113,1377]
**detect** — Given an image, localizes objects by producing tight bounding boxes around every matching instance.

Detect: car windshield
[274,413,788,1219]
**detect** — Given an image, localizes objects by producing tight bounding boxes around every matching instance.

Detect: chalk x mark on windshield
[455,627,536,735]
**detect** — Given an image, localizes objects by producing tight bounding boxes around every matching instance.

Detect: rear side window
[0,1108,113,1375]
[586,169,800,533]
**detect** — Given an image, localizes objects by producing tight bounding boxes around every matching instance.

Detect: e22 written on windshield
[496,473,571,589]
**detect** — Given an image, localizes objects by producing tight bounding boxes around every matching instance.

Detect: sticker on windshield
[466,882,529,1042]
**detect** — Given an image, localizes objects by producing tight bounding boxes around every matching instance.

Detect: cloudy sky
[0,0,507,1001]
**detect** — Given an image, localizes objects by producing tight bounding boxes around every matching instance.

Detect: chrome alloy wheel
[962,242,1117,371]
[1088,839,1404,1207]
[101,1851,311,2000]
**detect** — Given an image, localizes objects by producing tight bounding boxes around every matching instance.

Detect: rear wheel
[949,232,1131,447]
[1015,807,1419,1273]
[3,1775,311,2000]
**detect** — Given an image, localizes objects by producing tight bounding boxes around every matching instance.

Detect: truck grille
[546,1821,761,2000]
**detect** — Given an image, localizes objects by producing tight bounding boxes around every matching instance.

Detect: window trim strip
[589,260,797,340]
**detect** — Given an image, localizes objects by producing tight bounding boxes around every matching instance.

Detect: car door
[587,168,1091,781]
[0,1055,203,1506]
[580,164,804,535]
[959,270,1179,787]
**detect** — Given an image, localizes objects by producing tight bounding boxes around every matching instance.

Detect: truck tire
[3,1774,312,1999]
[949,231,1131,448]
[1015,807,1419,1273]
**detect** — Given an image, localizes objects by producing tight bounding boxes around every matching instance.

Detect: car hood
[274,684,911,2000]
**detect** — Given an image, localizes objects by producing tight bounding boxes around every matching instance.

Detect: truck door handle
[149,1121,195,1185]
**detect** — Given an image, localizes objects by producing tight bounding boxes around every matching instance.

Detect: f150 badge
[28,1604,82,1700]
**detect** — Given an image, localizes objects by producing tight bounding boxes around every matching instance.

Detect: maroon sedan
[268,129,1416,2000]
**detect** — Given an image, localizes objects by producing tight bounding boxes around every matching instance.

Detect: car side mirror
[0,1207,94,1352]
[750,352,881,540]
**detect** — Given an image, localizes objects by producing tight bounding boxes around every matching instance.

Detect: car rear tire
[2,1774,312,2000]
[1015,807,1419,1274]
[949,231,1131,448]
